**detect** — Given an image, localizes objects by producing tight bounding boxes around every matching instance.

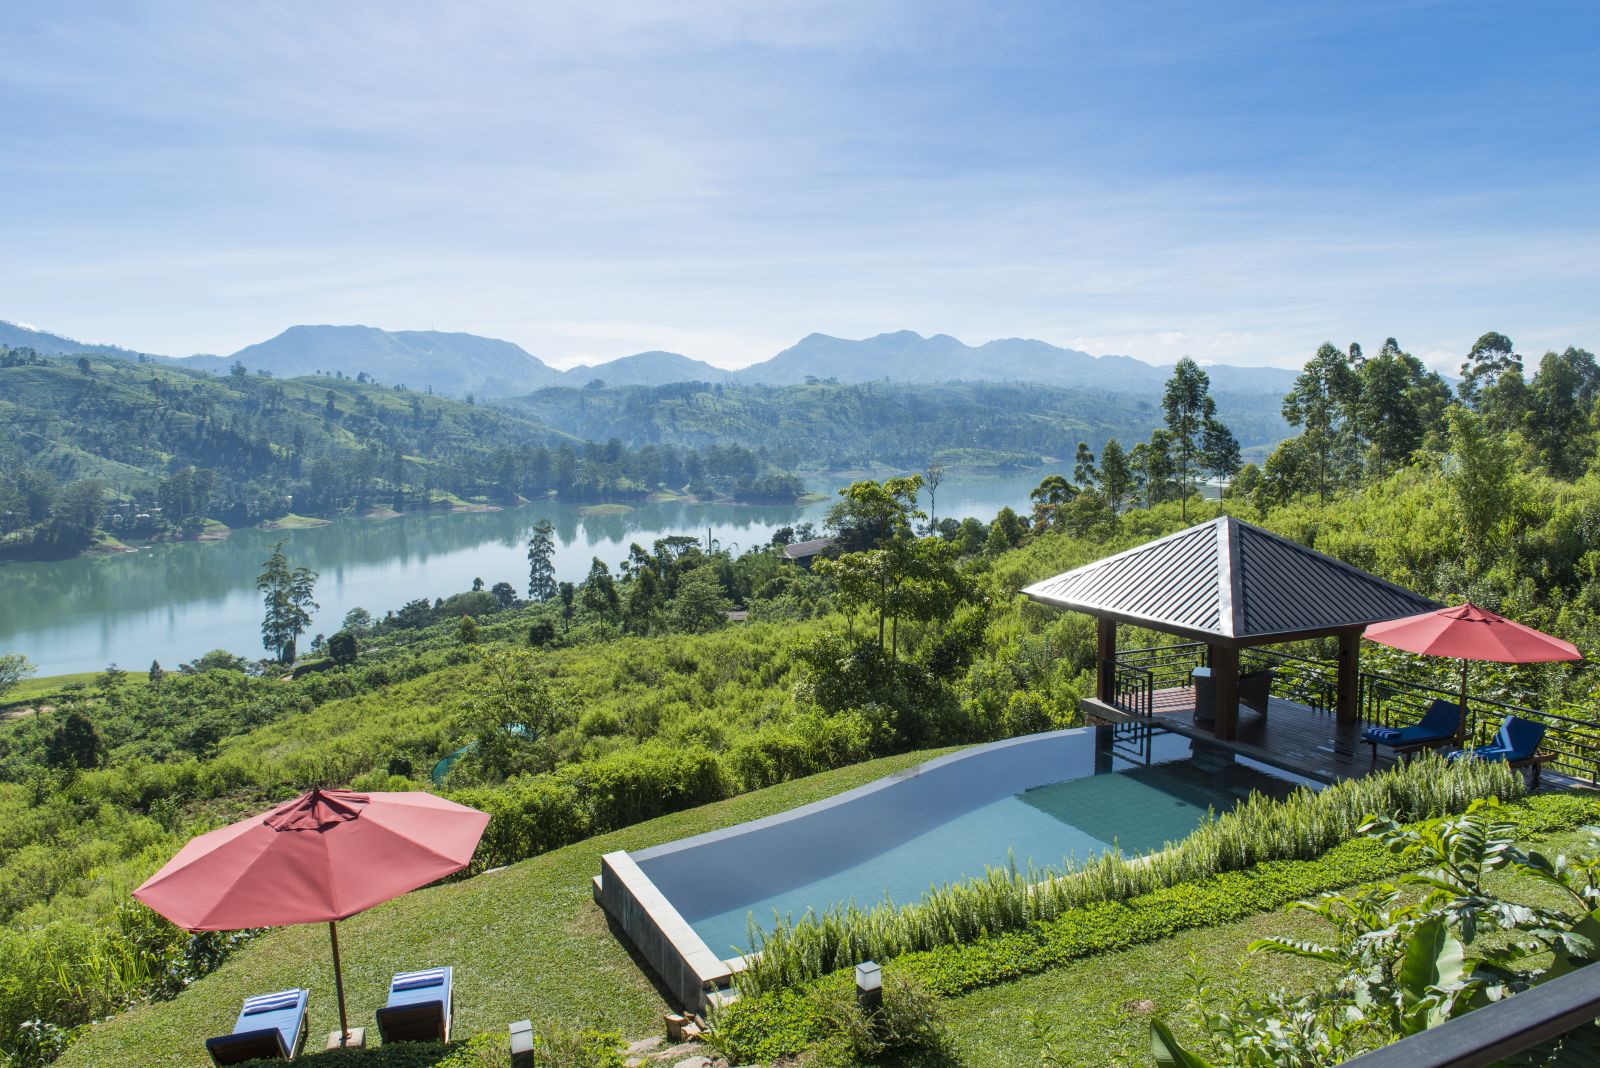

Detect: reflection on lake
[0,473,1047,676]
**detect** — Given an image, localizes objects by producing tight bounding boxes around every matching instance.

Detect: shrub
[711,972,947,1067]
[327,631,358,665]
[235,1032,509,1066]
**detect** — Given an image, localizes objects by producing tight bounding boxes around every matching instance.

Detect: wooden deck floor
[1085,686,1398,784]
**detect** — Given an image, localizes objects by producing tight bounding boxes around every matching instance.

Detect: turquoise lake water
[0,472,1050,675]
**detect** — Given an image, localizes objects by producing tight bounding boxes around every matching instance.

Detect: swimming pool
[596,724,1314,1008]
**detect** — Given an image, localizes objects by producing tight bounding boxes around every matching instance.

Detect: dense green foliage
[1155,798,1600,1066]
[7,328,1600,1065]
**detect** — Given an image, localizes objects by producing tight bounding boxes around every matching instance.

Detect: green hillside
[503,379,1291,471]
[0,350,799,557]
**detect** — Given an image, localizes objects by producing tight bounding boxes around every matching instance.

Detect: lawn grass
[945,825,1594,1067]
[2,670,142,709]
[258,513,334,530]
[59,747,961,1068]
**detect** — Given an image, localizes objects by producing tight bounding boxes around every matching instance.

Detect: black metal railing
[1111,660,1154,719]
[1117,643,1207,691]
[1108,643,1600,786]
[1358,672,1600,785]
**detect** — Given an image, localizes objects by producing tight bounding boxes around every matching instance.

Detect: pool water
[631,726,1314,958]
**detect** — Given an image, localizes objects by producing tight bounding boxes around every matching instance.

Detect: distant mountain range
[0,318,1298,398]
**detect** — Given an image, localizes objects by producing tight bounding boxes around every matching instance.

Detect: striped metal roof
[1022,516,1436,644]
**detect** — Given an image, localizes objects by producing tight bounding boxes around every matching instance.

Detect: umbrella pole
[329,921,350,1047]
[1458,660,1470,744]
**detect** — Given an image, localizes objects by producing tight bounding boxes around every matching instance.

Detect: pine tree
[1282,343,1357,501]
[1073,442,1097,487]
[256,541,318,662]
[1162,359,1218,520]
[526,518,557,601]
[1098,439,1132,512]
[580,558,620,620]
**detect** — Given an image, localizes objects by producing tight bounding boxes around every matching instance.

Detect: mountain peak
[220,324,558,395]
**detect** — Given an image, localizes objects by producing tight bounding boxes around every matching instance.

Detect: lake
[0,472,1047,676]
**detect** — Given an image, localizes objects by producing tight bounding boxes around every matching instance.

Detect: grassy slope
[60,748,959,1068]
[1,671,144,711]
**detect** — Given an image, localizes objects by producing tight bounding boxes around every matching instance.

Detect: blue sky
[1,1,1596,370]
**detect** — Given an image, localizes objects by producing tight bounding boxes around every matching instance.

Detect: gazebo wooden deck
[1099,685,1398,784]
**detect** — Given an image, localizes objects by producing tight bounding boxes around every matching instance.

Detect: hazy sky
[2,1,1596,371]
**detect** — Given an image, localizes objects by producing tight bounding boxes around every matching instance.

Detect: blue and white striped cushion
[242,990,303,1015]
[392,969,447,992]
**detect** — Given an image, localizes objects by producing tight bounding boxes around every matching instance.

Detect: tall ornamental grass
[737,752,1521,994]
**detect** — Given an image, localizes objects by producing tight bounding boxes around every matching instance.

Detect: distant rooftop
[782,537,835,560]
[1023,516,1437,645]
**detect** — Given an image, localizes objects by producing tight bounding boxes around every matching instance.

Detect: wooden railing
[1111,642,1600,786]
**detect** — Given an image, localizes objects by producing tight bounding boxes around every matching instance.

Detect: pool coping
[595,726,1093,1011]
[630,725,1090,864]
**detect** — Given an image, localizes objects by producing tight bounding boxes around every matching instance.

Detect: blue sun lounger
[205,988,309,1065]
[376,967,453,1045]
[1362,699,1462,763]
[1446,715,1552,786]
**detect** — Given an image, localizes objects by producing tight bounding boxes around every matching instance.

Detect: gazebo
[1023,516,1438,742]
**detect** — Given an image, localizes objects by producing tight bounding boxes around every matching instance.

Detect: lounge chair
[205,988,309,1065]
[1362,699,1461,763]
[376,967,453,1045]
[1446,715,1552,786]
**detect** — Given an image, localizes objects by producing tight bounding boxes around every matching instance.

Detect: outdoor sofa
[1191,666,1274,725]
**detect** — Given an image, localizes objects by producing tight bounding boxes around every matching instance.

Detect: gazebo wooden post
[1336,629,1361,724]
[1096,617,1117,703]
[1210,644,1240,741]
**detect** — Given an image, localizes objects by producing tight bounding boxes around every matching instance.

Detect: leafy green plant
[1151,799,1600,1066]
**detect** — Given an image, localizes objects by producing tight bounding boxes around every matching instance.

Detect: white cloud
[1,2,1596,369]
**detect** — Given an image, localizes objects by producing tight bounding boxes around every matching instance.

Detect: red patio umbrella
[134,788,489,1047]
[1363,603,1582,736]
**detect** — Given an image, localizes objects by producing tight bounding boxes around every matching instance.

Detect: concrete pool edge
[595,727,1091,1011]
[594,850,733,1011]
